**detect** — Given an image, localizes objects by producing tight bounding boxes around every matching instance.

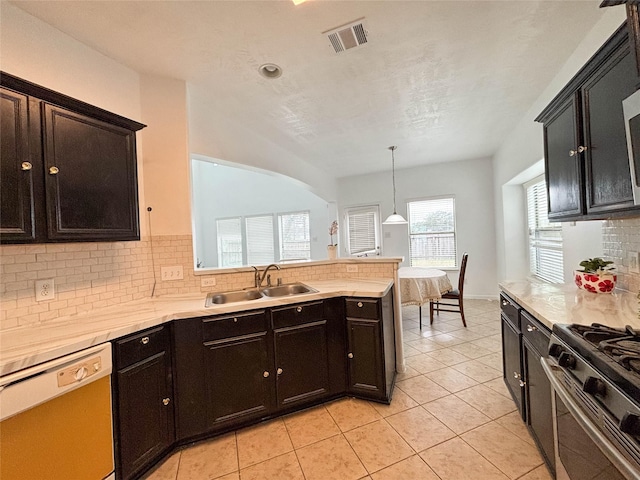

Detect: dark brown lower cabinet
[113,326,174,480]
[501,313,524,418]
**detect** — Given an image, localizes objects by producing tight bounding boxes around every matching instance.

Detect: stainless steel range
[542,323,640,480]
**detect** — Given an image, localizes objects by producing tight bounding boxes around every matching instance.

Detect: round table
[398,267,453,323]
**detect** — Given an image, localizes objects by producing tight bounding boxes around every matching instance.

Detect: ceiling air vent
[323,18,368,54]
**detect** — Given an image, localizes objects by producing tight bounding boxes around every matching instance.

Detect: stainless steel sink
[260,282,318,297]
[205,289,263,306]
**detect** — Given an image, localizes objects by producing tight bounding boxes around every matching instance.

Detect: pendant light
[383,146,408,224]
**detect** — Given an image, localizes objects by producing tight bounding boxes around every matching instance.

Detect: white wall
[492,8,624,282]
[192,159,330,268]
[338,157,497,298]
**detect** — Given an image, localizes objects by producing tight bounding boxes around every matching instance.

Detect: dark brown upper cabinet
[536,23,638,221]
[0,72,145,243]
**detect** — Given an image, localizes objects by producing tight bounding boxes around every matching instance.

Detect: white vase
[327,245,337,260]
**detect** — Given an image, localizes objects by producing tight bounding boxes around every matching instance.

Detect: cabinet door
[42,103,139,241]
[347,318,384,399]
[582,47,637,214]
[523,340,555,473]
[543,94,584,219]
[0,88,35,242]
[501,314,525,420]
[204,333,272,428]
[273,321,329,408]
[116,351,174,480]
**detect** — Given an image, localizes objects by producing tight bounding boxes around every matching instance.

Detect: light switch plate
[346,265,358,273]
[35,278,55,301]
[161,266,184,281]
[629,252,639,273]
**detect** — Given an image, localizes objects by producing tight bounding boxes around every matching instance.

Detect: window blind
[246,215,275,265]
[527,179,564,284]
[345,206,379,255]
[408,197,457,268]
[216,217,243,267]
[278,211,311,261]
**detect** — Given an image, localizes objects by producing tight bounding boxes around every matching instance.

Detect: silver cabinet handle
[233,317,238,323]
[277,368,283,375]
[49,166,59,175]
[569,149,578,157]
[578,145,587,153]
[513,372,521,379]
[502,300,508,306]
[162,398,170,406]
[263,371,270,378]
[357,302,363,308]
[348,353,354,359]
[527,324,537,332]
[296,306,302,313]
[519,380,526,388]
[141,336,150,345]
[21,162,32,171]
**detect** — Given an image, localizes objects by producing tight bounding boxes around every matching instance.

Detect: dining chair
[429,252,468,327]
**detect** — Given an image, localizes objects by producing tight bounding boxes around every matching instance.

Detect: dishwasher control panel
[57,356,102,387]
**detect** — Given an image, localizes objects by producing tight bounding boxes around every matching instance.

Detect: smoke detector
[323,18,368,54]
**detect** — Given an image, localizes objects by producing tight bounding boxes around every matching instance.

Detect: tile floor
[144,299,552,480]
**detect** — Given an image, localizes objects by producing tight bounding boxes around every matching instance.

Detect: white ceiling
[11,0,606,178]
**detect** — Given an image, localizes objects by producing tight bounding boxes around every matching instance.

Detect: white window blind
[278,211,311,261]
[408,197,457,268]
[246,215,275,265]
[216,217,243,267]
[527,178,564,283]
[345,206,380,256]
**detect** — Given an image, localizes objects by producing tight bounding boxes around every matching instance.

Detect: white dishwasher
[0,342,115,480]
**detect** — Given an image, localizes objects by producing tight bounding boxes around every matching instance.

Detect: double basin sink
[205,282,318,307]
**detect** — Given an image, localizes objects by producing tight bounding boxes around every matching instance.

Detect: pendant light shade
[383,146,407,225]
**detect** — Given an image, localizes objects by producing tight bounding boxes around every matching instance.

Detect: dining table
[398,266,453,322]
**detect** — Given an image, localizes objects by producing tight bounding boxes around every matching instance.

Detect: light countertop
[499,279,640,331]
[0,278,393,377]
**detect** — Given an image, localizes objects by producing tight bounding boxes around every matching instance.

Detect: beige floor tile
[518,464,554,480]
[176,434,238,480]
[344,419,414,473]
[447,329,485,341]
[471,335,503,352]
[325,397,382,432]
[370,455,440,480]
[405,338,443,353]
[456,384,517,419]
[482,377,513,399]
[402,343,422,357]
[216,474,239,480]
[296,434,367,480]
[422,394,491,434]
[420,437,509,480]
[385,406,456,452]
[428,333,466,347]
[402,330,422,342]
[449,342,493,359]
[451,360,502,382]
[424,367,479,393]
[495,411,535,446]
[236,419,293,469]
[462,422,543,479]
[476,351,504,370]
[143,451,180,480]
[283,405,340,448]
[239,451,304,480]
[370,389,419,417]
[424,347,470,366]
[405,353,447,373]
[396,375,450,404]
[431,321,463,333]
[395,365,421,382]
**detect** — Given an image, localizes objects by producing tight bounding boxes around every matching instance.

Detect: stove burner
[573,325,640,373]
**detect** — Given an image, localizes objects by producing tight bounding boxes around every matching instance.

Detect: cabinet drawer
[345,298,379,319]
[271,301,324,330]
[202,310,267,342]
[521,311,550,356]
[500,293,520,330]
[115,326,168,370]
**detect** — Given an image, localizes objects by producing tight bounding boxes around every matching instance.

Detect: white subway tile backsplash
[602,217,640,292]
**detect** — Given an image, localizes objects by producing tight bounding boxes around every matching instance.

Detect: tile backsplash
[0,235,396,331]
[602,217,640,293]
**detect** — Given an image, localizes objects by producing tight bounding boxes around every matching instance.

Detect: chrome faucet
[254,264,281,288]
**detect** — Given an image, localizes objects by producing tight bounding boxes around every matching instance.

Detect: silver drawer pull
[263,371,270,378]
[519,380,526,388]
[296,306,302,313]
[21,162,32,171]
[527,324,537,332]
[141,336,150,345]
[513,372,521,379]
[277,368,283,375]
[233,317,238,323]
[162,398,170,406]
[348,353,354,359]
[502,300,508,306]
[357,302,363,308]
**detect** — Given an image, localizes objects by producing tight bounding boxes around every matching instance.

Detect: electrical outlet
[35,278,55,301]
[201,277,216,287]
[346,265,358,273]
[161,266,184,281]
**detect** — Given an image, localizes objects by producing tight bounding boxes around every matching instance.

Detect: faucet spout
[257,264,281,288]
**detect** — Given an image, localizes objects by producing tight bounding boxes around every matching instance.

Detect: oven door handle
[540,357,640,480]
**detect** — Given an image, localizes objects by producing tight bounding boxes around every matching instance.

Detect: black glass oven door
[556,393,626,480]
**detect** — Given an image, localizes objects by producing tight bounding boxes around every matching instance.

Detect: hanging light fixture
[383,146,408,224]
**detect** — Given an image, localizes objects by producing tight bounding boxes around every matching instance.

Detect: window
[216,217,243,267]
[246,215,275,265]
[344,205,380,256]
[526,177,563,283]
[408,197,457,268]
[278,211,311,261]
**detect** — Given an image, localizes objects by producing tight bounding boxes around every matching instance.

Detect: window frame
[343,204,381,257]
[407,195,458,269]
[277,210,311,262]
[215,216,244,268]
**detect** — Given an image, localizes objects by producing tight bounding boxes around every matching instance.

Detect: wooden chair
[429,253,468,327]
